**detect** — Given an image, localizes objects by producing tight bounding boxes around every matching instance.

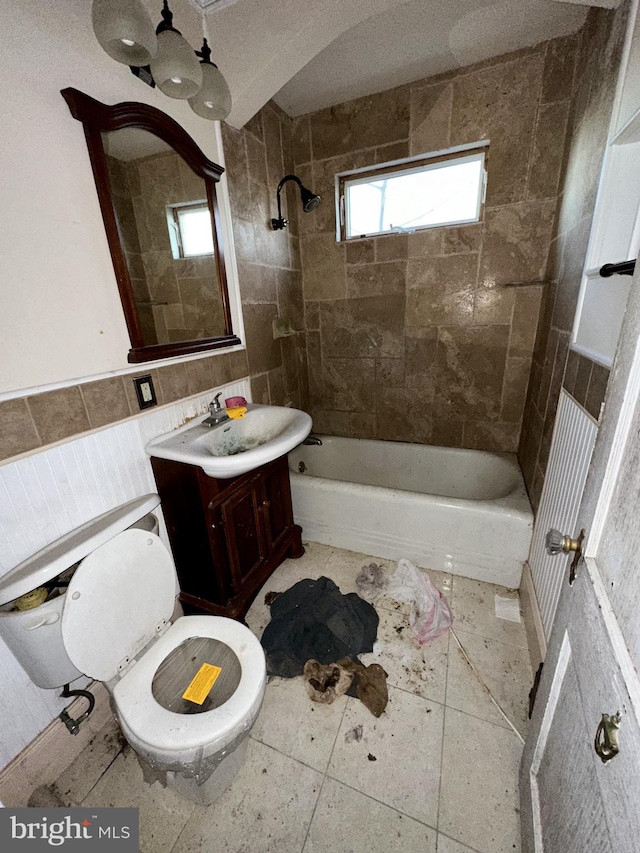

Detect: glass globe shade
[150,29,203,100]
[189,62,232,120]
[92,0,157,67]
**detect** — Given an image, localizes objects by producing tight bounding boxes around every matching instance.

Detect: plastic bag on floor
[387,559,452,644]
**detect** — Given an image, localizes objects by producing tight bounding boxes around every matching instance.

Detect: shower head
[271,174,321,230]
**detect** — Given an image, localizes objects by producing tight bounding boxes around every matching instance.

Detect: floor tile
[271,541,335,586]
[439,708,523,853]
[450,576,527,648]
[328,685,443,827]
[53,718,125,805]
[446,629,532,736]
[322,548,394,596]
[82,747,195,853]
[361,608,449,705]
[41,543,527,853]
[245,543,335,638]
[436,834,482,852]
[251,675,347,772]
[172,739,322,853]
[303,777,437,853]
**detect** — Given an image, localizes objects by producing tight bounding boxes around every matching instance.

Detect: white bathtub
[288,436,533,588]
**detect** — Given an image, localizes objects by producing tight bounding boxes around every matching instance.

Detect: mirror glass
[103,127,226,347]
[61,88,240,363]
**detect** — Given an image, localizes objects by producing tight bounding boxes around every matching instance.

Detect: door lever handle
[545,528,585,585]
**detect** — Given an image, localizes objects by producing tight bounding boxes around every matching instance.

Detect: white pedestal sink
[145,404,312,478]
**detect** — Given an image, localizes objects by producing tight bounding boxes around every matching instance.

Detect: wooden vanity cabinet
[151,454,304,621]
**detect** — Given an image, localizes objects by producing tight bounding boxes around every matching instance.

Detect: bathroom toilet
[0,495,266,805]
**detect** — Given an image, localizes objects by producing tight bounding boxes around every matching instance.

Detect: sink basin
[146,404,312,479]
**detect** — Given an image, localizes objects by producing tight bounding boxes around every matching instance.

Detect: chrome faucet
[303,435,322,446]
[203,392,229,428]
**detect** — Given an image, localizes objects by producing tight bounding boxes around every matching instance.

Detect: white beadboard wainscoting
[0,379,249,770]
[528,390,598,641]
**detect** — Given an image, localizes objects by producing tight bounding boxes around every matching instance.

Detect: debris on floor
[264,590,282,606]
[302,657,389,717]
[344,724,363,743]
[450,627,525,744]
[387,559,452,644]
[494,594,522,623]
[260,576,378,678]
[338,658,388,717]
[303,659,353,704]
[355,562,388,600]
[367,753,377,761]
[27,785,72,808]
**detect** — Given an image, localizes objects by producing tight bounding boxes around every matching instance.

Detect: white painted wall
[0,0,241,395]
[0,0,250,772]
[0,379,250,770]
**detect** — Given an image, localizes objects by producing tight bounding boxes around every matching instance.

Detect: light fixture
[271,175,321,230]
[92,0,157,67]
[92,1,232,119]
[149,1,202,99]
[189,39,232,120]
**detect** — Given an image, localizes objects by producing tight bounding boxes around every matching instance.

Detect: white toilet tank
[0,495,163,689]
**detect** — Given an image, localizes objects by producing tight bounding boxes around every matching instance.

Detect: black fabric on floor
[260,576,379,678]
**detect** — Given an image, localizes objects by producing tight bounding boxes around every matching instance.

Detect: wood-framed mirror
[62,87,241,363]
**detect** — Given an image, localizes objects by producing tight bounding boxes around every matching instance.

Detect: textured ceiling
[203,0,588,127]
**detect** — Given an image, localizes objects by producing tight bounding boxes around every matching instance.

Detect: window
[337,145,487,241]
[166,201,215,258]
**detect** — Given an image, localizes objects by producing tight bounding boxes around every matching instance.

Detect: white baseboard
[519,561,547,674]
[0,682,112,807]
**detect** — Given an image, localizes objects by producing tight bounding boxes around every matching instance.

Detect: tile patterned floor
[45,543,531,853]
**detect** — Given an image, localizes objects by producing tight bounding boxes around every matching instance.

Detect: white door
[520,257,640,851]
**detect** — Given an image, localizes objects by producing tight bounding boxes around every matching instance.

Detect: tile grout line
[437,829,485,853]
[435,627,451,844]
[299,686,350,853]
[388,677,523,736]
[322,770,439,835]
[77,740,128,807]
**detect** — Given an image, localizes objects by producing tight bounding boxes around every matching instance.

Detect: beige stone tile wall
[292,38,577,452]
[0,351,249,461]
[221,102,308,410]
[519,5,629,511]
[110,150,227,344]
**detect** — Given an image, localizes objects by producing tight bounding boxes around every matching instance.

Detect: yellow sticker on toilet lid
[182,663,222,704]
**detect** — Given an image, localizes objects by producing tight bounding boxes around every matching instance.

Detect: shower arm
[272,175,303,230]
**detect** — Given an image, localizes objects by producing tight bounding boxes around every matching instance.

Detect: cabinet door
[260,456,294,553]
[218,475,267,593]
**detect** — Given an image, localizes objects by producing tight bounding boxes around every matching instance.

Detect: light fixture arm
[196,38,215,66]
[156,0,179,35]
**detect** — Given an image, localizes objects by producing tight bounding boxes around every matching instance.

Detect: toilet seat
[113,615,266,760]
[62,528,175,681]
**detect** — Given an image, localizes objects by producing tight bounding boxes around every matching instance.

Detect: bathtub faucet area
[302,435,323,446]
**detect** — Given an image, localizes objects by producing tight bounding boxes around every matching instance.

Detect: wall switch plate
[133,374,157,410]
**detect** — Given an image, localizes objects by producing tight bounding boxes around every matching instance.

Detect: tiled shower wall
[519,4,629,511]
[221,103,308,412]
[291,36,577,452]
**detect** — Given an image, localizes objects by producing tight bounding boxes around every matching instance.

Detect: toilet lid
[62,529,176,682]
